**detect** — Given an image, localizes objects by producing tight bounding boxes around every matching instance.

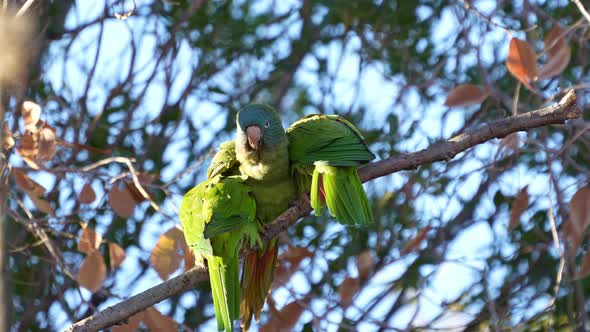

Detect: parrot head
[236,104,286,160]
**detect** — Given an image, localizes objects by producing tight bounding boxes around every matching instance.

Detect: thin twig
[15,0,35,16]
[572,0,590,24]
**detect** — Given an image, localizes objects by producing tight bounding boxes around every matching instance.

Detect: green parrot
[180,175,263,332]
[181,104,374,331]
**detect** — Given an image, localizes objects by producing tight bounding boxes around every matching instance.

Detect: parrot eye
[264,120,270,128]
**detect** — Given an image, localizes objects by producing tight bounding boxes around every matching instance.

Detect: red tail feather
[241,239,278,330]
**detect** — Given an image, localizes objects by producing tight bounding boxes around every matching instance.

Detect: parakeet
[180,175,263,332]
[181,104,374,331]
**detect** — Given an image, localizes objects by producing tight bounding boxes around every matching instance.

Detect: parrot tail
[313,165,374,225]
[240,238,278,331]
[208,255,239,332]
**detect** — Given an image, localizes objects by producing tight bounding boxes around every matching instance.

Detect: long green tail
[208,255,239,332]
[311,165,373,225]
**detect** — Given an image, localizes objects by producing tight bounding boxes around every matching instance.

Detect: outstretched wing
[286,114,375,167]
[207,141,240,179]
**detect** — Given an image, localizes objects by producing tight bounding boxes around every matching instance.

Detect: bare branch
[65,90,580,332]
[573,0,590,24]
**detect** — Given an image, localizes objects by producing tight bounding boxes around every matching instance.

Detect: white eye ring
[264,120,270,128]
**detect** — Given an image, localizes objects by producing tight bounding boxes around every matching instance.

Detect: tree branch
[65,90,580,332]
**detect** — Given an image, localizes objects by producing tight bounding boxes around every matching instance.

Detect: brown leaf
[77,251,107,293]
[143,307,177,332]
[401,226,431,255]
[509,186,529,231]
[109,242,126,270]
[21,101,41,129]
[21,157,41,170]
[150,227,185,280]
[506,38,538,90]
[124,180,149,203]
[109,183,136,218]
[111,311,144,332]
[444,84,490,107]
[339,277,360,309]
[30,196,55,217]
[538,44,571,79]
[356,250,374,282]
[79,183,97,204]
[575,251,590,279]
[567,187,590,254]
[12,168,45,197]
[77,224,102,254]
[16,132,38,158]
[260,298,308,332]
[3,123,14,149]
[37,127,56,160]
[545,25,567,58]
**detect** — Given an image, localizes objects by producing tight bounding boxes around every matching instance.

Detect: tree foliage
[1,0,590,331]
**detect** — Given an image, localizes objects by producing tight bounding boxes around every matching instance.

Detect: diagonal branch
[65,90,580,332]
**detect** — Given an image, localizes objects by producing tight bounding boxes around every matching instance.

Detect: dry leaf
[567,187,590,254]
[77,251,107,293]
[539,25,571,79]
[125,181,148,203]
[12,168,45,197]
[3,123,14,149]
[545,25,567,58]
[509,186,529,231]
[506,38,538,90]
[143,307,177,332]
[150,227,185,280]
[339,277,360,309]
[21,157,41,170]
[109,242,126,270]
[37,127,56,160]
[109,183,136,218]
[401,226,431,255]
[444,84,490,107]
[17,132,38,158]
[111,311,144,332]
[356,250,374,282]
[260,298,308,332]
[30,196,55,217]
[21,101,41,129]
[538,43,570,79]
[77,224,102,254]
[79,183,97,204]
[575,251,590,279]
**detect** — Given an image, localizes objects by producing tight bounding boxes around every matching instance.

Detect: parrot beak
[246,125,262,150]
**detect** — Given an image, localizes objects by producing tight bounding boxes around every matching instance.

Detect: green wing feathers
[179,175,261,331]
[287,114,375,225]
[208,141,239,178]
